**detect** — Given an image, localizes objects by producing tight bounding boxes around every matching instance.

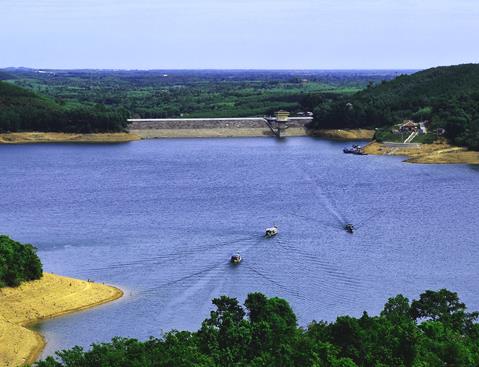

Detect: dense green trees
[0,235,43,287]
[33,289,479,367]
[310,64,479,151]
[0,81,129,133]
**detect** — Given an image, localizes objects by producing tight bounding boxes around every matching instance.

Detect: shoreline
[0,128,373,142]
[130,128,375,140]
[129,127,308,139]
[1,129,477,165]
[0,273,123,366]
[363,141,479,164]
[0,132,140,144]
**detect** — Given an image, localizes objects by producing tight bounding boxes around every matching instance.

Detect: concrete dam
[128,116,313,139]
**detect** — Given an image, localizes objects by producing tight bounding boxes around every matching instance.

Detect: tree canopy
[0,81,129,133]
[33,289,479,367]
[0,235,43,287]
[309,64,479,150]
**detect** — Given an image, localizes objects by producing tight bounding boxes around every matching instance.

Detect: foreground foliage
[0,235,43,287]
[34,289,479,367]
[310,64,479,150]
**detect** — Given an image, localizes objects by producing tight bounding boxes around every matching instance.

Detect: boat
[343,145,367,155]
[264,225,278,238]
[344,224,355,233]
[230,253,242,264]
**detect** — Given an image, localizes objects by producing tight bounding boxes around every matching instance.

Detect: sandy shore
[130,127,308,139]
[0,132,140,144]
[364,141,479,164]
[0,273,123,367]
[309,129,375,140]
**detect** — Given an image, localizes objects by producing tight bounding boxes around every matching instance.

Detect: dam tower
[273,110,290,138]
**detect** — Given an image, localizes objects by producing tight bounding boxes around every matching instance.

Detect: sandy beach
[0,132,140,144]
[363,141,479,164]
[0,273,123,367]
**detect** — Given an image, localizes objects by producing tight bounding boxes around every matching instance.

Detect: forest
[0,235,43,287]
[310,64,479,150]
[33,289,479,367]
[0,69,401,124]
[0,81,129,133]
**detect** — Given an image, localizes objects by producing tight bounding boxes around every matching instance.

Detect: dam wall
[128,117,313,130]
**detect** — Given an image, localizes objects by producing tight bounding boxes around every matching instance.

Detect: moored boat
[343,145,367,155]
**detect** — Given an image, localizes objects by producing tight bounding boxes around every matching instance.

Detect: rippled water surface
[1,137,478,358]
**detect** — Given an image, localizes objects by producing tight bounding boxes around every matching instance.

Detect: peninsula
[363,141,479,164]
[0,273,123,366]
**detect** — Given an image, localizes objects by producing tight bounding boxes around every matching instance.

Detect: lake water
[1,137,478,358]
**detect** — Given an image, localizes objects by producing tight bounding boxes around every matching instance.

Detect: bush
[33,290,479,367]
[0,235,43,287]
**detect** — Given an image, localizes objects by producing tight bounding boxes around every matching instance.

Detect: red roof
[400,120,417,128]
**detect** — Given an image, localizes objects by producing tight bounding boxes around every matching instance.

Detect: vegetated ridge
[310,64,479,150]
[0,81,128,133]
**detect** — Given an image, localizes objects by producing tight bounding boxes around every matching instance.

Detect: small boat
[343,145,367,155]
[230,253,242,264]
[265,226,278,238]
[344,224,355,234]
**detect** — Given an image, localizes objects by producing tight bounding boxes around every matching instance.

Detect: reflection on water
[0,138,478,358]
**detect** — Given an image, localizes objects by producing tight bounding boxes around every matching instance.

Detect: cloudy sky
[1,0,478,69]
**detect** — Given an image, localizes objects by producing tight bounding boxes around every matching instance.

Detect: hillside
[0,81,129,133]
[0,71,13,80]
[311,64,479,150]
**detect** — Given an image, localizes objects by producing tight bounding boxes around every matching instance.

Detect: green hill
[0,81,129,133]
[0,71,13,80]
[311,64,479,150]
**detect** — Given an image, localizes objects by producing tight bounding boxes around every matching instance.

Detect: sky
[1,0,478,69]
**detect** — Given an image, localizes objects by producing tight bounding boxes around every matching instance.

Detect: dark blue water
[1,137,478,358]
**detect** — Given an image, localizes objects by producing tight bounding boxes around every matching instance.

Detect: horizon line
[4,62,478,71]
[1,66,424,72]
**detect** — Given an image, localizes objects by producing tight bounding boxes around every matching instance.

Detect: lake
[0,137,478,358]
